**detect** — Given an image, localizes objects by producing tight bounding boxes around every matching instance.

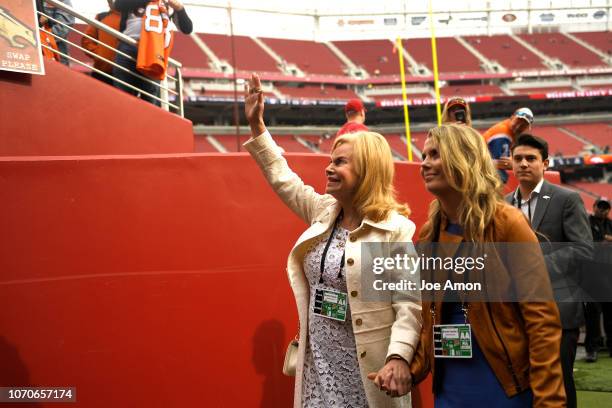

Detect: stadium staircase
[509,33,569,71]
[455,36,504,73]
[325,41,368,78]
[558,127,597,148]
[189,32,227,72]
[562,32,611,65]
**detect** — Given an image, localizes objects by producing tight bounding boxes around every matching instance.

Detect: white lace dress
[301,226,368,408]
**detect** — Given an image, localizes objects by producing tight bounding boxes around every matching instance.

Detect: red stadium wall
[0,61,193,156]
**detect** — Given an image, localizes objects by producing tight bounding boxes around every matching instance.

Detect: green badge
[433,324,473,358]
[313,288,348,322]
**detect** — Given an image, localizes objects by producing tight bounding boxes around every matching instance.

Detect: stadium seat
[463,35,547,71]
[261,38,347,76]
[562,123,612,148]
[518,32,605,68]
[198,33,280,73]
[403,37,485,74]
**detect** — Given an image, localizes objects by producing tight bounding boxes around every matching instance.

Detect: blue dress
[435,223,533,407]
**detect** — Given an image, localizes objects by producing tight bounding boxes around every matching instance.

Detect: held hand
[166,0,184,11]
[496,157,512,170]
[367,359,412,398]
[244,73,266,136]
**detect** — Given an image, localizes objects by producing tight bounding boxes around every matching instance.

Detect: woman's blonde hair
[332,132,410,222]
[441,98,473,127]
[420,124,503,242]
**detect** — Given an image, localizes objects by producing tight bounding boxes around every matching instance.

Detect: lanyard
[430,219,470,323]
[515,189,533,224]
[318,213,346,285]
[430,303,470,324]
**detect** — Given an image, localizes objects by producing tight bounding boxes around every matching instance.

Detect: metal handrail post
[160,77,169,111]
[176,68,185,117]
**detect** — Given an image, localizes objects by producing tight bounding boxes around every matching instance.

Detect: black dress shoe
[585,351,598,362]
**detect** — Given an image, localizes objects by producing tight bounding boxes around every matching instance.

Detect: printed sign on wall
[0,0,45,75]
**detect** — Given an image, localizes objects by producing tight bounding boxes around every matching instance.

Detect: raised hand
[244,73,266,136]
[166,0,184,11]
[496,157,512,170]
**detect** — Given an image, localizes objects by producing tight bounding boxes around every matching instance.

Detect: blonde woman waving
[244,73,422,408]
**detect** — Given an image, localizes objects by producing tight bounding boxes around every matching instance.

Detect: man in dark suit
[506,134,592,408]
[584,198,612,362]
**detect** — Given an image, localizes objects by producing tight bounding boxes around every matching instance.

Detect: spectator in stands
[113,0,193,105]
[244,73,421,407]
[584,198,612,363]
[36,0,60,61]
[336,99,368,137]
[507,134,593,408]
[81,0,121,86]
[483,107,533,183]
[441,97,472,127]
[411,124,565,407]
[36,0,75,65]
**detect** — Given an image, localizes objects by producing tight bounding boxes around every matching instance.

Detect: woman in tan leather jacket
[410,124,566,407]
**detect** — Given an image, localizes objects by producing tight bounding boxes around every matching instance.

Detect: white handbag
[282,337,299,377]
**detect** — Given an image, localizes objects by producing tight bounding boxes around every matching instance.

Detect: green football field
[575,352,612,407]
[577,391,612,407]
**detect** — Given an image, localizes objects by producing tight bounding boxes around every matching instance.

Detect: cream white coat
[245,132,422,408]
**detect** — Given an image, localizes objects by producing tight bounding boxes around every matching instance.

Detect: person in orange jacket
[482,107,534,183]
[113,0,192,106]
[36,0,74,65]
[411,124,565,407]
[81,0,121,85]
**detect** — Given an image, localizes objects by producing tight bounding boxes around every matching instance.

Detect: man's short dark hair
[512,133,549,160]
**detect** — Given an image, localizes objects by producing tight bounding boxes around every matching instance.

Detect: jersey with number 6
[136,0,175,80]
